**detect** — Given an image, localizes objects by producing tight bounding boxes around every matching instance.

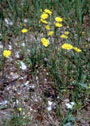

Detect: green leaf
[79,82,89,89]
[64,122,72,126]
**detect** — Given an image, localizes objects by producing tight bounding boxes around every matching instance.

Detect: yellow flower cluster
[55,16,63,28]
[40,9,52,24]
[3,50,11,58]
[40,9,54,46]
[41,38,49,47]
[44,9,52,15]
[60,31,69,39]
[61,43,82,53]
[60,34,68,39]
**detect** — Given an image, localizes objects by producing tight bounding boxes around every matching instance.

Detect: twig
[79,102,90,110]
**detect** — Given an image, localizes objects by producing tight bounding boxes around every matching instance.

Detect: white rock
[65,102,75,109]
[8,45,12,50]
[20,61,27,70]
[12,73,19,79]
[46,72,49,75]
[65,103,73,109]
[21,43,25,47]
[70,102,75,106]
[64,99,69,103]
[29,85,35,88]
[0,45,3,49]
[5,18,13,25]
[24,19,28,23]
[36,76,38,80]
[0,100,9,105]
[30,107,33,111]
[44,78,47,82]
[57,96,60,99]
[47,106,52,111]
[88,37,90,41]
[48,101,53,106]
[15,51,20,58]
[34,99,38,102]
[24,81,29,86]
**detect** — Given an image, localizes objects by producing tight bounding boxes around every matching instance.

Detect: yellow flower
[55,23,63,27]
[82,32,85,35]
[18,108,22,112]
[44,9,52,15]
[40,9,43,12]
[40,13,48,20]
[3,50,11,58]
[85,44,88,48]
[40,19,48,24]
[48,31,54,36]
[60,34,68,39]
[21,28,28,33]
[55,17,63,22]
[64,31,69,35]
[29,27,32,30]
[88,84,90,88]
[67,26,69,28]
[41,38,49,47]
[24,24,26,26]
[45,25,50,30]
[20,23,22,26]
[61,43,73,50]
[73,47,82,53]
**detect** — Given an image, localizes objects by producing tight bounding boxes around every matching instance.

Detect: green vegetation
[0,0,90,126]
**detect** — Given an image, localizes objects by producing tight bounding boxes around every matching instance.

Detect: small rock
[20,61,27,70]
[48,101,53,106]
[47,106,52,111]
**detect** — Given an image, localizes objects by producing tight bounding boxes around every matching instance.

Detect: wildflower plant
[1,1,90,125]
